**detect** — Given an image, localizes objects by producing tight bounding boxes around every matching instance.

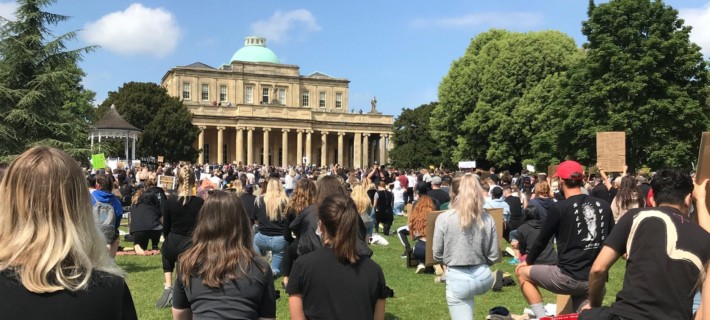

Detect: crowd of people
[2,146,710,319]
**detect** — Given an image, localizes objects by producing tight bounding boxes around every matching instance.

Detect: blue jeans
[368,207,377,234]
[253,232,288,277]
[393,201,405,215]
[445,265,493,320]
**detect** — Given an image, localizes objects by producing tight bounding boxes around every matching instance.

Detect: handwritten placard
[548,165,558,178]
[157,156,164,163]
[596,132,626,172]
[157,175,176,190]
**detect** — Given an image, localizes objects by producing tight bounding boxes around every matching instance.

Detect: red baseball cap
[554,160,585,180]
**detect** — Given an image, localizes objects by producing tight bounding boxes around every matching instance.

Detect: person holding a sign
[433,173,499,320]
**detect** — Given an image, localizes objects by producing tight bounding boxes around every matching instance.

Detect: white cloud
[0,1,18,21]
[81,3,181,58]
[250,9,320,43]
[410,12,543,29]
[679,3,710,57]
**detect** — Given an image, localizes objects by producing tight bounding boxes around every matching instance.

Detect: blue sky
[1,0,709,117]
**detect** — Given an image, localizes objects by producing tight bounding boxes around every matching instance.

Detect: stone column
[305,130,312,165]
[263,128,271,166]
[386,134,393,163]
[354,132,362,169]
[217,126,225,164]
[247,127,254,165]
[236,127,244,165]
[296,130,303,165]
[362,133,370,168]
[282,129,289,168]
[131,134,136,160]
[198,126,206,164]
[337,132,345,166]
[379,134,386,165]
[321,131,329,167]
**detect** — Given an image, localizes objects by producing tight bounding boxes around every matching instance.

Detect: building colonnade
[196,125,392,168]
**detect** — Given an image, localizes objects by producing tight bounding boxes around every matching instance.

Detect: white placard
[458,161,476,169]
[526,164,535,172]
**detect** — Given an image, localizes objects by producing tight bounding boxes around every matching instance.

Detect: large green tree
[432,29,581,167]
[97,82,199,162]
[389,102,444,169]
[0,0,95,162]
[578,0,710,170]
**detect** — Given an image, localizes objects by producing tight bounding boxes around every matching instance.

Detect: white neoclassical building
[161,36,394,168]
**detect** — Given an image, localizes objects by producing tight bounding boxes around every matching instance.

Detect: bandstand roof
[92,105,140,132]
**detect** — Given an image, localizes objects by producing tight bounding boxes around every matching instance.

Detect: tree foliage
[578,0,709,170]
[97,82,199,162]
[0,0,95,162]
[389,102,444,169]
[432,29,581,167]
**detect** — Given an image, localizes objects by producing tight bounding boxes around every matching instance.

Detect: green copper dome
[230,37,280,64]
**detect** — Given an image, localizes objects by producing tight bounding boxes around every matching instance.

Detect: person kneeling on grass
[287,194,387,320]
[172,190,276,320]
[433,173,499,320]
[580,170,710,320]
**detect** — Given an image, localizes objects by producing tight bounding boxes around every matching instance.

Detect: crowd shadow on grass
[119,263,157,273]
[385,312,400,320]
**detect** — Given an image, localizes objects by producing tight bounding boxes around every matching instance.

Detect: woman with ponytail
[287,194,387,320]
[432,173,499,320]
[157,165,204,308]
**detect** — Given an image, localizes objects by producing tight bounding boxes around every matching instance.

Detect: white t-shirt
[407,175,417,188]
[393,182,405,203]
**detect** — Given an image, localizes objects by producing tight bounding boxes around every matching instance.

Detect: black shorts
[161,233,192,272]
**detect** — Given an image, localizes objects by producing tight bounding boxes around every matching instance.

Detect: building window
[335,92,342,108]
[223,144,228,164]
[201,84,209,101]
[182,82,191,100]
[319,92,326,108]
[278,88,286,104]
[203,144,210,164]
[301,91,309,107]
[245,86,253,104]
[219,85,227,102]
[262,87,270,103]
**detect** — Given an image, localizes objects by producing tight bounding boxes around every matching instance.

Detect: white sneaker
[415,263,426,274]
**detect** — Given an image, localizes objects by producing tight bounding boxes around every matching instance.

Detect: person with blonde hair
[253,177,289,276]
[172,191,276,320]
[157,165,204,308]
[285,168,296,197]
[433,173,499,320]
[351,182,374,239]
[0,147,137,319]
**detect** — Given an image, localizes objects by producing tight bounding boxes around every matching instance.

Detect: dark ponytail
[318,194,359,264]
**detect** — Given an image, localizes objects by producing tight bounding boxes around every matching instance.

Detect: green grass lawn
[117,216,625,319]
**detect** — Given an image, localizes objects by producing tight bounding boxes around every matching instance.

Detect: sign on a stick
[596,132,626,173]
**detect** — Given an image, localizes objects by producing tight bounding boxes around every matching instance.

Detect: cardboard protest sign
[486,208,505,257]
[91,154,106,170]
[695,132,710,205]
[596,132,626,172]
[158,175,176,190]
[424,210,444,266]
[157,156,164,163]
[548,165,558,178]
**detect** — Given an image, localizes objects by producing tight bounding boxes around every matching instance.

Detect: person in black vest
[373,181,394,235]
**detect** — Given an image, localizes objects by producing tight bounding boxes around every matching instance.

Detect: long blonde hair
[0,147,123,293]
[261,177,288,221]
[350,182,371,214]
[451,173,486,229]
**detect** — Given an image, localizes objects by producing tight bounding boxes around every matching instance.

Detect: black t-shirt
[173,257,276,319]
[590,184,611,204]
[428,189,450,209]
[163,196,204,236]
[286,247,388,320]
[505,196,524,230]
[526,194,613,280]
[637,183,651,205]
[240,193,256,221]
[253,197,286,237]
[517,220,557,265]
[0,270,137,320]
[605,207,710,320]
